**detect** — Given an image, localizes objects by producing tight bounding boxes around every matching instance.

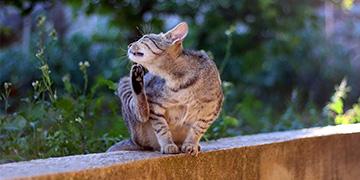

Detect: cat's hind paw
[130,64,145,94]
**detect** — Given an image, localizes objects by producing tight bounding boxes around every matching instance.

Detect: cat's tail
[106,139,142,152]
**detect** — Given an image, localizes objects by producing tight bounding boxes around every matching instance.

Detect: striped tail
[106,139,141,152]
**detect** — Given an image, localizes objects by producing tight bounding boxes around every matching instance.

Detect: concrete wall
[1,124,360,180]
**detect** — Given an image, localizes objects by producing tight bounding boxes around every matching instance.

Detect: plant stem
[4,98,8,113]
[83,70,88,95]
[220,33,233,75]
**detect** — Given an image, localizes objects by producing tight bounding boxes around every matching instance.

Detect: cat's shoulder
[183,49,211,62]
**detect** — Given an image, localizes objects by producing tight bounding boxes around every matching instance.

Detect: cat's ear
[165,22,188,44]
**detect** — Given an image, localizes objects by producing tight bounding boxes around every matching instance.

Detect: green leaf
[54,97,75,113]
[223,116,239,127]
[328,100,343,114]
[90,77,117,96]
[335,115,350,125]
[4,115,27,131]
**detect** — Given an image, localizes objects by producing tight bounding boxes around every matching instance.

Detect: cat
[107,22,223,156]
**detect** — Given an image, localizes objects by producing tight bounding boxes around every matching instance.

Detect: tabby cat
[107,22,223,156]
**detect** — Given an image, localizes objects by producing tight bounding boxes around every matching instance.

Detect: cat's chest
[167,87,196,102]
[145,77,197,104]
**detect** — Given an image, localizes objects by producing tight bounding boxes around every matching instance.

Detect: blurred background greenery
[1,0,360,163]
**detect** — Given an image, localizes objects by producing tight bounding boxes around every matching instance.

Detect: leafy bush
[0,16,127,164]
[324,79,360,124]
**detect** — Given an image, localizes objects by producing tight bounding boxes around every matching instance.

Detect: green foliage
[0,16,127,164]
[324,79,360,125]
[0,82,12,113]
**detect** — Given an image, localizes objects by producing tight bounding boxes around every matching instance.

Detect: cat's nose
[130,44,140,51]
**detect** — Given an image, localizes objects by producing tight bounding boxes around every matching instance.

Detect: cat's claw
[130,64,145,94]
[161,143,180,154]
[181,143,199,156]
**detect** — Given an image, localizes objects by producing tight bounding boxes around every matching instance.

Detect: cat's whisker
[118,56,128,60]
[147,24,153,34]
[118,46,128,53]
[143,24,153,34]
[136,26,145,36]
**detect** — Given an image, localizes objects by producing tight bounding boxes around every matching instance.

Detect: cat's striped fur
[107,22,223,155]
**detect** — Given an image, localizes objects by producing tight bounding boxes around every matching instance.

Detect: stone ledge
[1,124,360,179]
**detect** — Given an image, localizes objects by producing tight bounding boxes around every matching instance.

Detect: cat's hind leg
[117,64,149,123]
[181,119,214,156]
[130,64,149,122]
[109,64,150,152]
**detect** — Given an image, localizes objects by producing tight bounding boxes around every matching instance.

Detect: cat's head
[127,22,188,66]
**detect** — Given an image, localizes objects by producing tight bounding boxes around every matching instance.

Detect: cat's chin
[128,55,153,68]
[128,54,145,63]
[128,59,150,71]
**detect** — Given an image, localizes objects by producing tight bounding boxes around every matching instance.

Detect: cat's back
[177,49,223,125]
[184,49,222,94]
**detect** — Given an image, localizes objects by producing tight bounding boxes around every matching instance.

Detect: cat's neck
[146,51,197,89]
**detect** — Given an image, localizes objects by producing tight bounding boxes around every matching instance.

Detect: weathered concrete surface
[1,124,360,180]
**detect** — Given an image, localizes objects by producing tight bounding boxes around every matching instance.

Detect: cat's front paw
[130,64,145,94]
[181,143,199,156]
[161,143,180,154]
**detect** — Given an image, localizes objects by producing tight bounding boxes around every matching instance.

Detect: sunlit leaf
[328,100,343,115]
